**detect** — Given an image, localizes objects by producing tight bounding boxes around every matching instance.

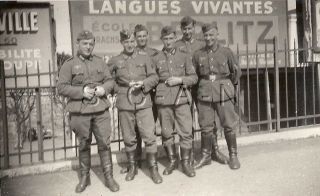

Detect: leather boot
[163,144,178,175]
[75,150,91,193]
[180,147,196,177]
[99,149,120,192]
[125,151,138,181]
[146,153,163,184]
[194,133,212,169]
[212,134,229,164]
[225,132,241,170]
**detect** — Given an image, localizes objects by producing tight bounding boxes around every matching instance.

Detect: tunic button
[210,58,213,61]
[170,60,172,63]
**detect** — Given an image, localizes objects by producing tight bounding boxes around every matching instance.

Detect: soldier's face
[203,28,219,47]
[77,39,95,58]
[122,34,135,53]
[135,30,148,47]
[181,23,194,41]
[162,33,176,50]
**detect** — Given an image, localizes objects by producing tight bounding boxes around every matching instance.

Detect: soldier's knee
[79,140,91,152]
[97,144,109,152]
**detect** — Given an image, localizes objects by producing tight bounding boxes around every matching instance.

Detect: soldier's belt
[200,75,229,81]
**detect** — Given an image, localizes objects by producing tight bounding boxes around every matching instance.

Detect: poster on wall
[0,3,56,88]
[69,0,288,68]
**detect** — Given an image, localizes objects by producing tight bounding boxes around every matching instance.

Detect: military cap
[180,16,196,27]
[134,24,148,34]
[77,30,94,41]
[161,26,176,38]
[202,23,218,33]
[120,29,134,41]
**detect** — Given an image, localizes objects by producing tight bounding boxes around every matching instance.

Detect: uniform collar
[121,50,137,60]
[162,47,176,55]
[77,52,93,61]
[136,45,147,51]
[205,43,220,53]
[182,37,194,44]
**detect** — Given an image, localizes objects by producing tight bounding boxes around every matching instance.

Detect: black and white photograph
[0,0,320,195]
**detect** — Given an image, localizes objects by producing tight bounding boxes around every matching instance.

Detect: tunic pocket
[175,64,185,76]
[71,67,84,85]
[136,63,146,77]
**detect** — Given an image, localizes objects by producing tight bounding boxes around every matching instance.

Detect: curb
[1,126,320,178]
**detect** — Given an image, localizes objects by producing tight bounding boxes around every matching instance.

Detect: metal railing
[1,37,320,169]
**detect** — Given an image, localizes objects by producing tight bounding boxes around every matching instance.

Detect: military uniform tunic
[192,45,241,134]
[136,46,159,59]
[136,46,159,121]
[153,47,198,149]
[176,38,205,127]
[57,54,114,151]
[175,38,205,59]
[108,50,159,153]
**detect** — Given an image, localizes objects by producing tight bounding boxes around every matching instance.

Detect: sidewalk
[1,133,320,196]
[1,125,319,178]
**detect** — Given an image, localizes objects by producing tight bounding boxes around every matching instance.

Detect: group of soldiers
[57,16,241,193]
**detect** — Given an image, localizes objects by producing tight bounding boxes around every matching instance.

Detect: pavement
[1,126,320,196]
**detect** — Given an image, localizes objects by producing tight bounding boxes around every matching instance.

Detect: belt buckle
[209,75,216,81]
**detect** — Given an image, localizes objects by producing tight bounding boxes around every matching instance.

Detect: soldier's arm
[181,54,198,87]
[142,56,159,93]
[106,57,118,95]
[57,61,84,99]
[101,59,115,95]
[192,52,200,75]
[227,48,241,85]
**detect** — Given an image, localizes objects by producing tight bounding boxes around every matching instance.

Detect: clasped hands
[83,86,105,100]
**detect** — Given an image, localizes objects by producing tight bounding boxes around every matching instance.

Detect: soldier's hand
[83,86,95,99]
[165,77,182,86]
[133,81,143,88]
[94,86,106,97]
[129,81,136,87]
[129,81,143,89]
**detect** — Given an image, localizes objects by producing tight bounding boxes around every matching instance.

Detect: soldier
[175,16,212,166]
[193,23,241,170]
[108,29,162,184]
[175,16,205,58]
[177,17,229,166]
[153,26,198,177]
[57,30,119,193]
[119,24,159,173]
[134,24,159,58]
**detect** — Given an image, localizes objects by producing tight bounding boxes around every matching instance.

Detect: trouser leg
[91,111,120,191]
[215,100,241,170]
[70,114,92,193]
[195,101,215,169]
